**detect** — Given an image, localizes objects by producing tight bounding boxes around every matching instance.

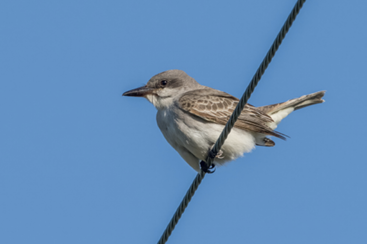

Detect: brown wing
[178,88,286,139]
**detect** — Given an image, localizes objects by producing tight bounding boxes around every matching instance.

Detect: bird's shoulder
[177,87,272,123]
[177,87,286,140]
[178,88,235,121]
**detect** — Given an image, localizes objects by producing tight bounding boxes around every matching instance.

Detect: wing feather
[178,88,287,140]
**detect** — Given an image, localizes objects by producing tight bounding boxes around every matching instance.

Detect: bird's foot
[200,161,216,174]
[209,145,224,159]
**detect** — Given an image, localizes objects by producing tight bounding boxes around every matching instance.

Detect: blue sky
[0,0,366,243]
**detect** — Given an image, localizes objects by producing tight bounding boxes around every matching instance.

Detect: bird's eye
[161,80,167,86]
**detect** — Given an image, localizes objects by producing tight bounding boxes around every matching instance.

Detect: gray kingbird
[122,70,325,172]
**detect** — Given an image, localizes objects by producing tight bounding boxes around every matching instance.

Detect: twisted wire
[157,1,306,243]
[157,173,204,244]
[210,0,306,164]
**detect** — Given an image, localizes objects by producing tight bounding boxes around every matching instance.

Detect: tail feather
[254,91,325,146]
[258,91,326,114]
[258,91,326,129]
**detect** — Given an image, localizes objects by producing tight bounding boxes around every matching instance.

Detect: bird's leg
[199,161,216,174]
[210,144,224,159]
[199,144,225,173]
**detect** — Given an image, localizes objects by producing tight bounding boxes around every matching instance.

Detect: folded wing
[178,88,287,140]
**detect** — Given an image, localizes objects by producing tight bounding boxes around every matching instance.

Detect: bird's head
[122,70,200,110]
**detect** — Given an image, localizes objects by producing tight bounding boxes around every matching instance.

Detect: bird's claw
[209,145,224,159]
[215,150,224,159]
[200,161,216,174]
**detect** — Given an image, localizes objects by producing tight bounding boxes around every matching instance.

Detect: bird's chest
[156,109,183,148]
[156,108,212,160]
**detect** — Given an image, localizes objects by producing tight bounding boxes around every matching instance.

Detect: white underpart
[155,101,256,172]
[268,107,294,130]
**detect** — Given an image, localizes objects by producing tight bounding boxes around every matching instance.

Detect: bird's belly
[156,108,256,166]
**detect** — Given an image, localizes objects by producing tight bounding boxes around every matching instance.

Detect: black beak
[122,85,155,97]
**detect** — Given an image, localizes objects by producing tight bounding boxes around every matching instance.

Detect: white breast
[156,107,256,167]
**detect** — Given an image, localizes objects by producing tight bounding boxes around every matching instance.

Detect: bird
[122,70,325,172]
